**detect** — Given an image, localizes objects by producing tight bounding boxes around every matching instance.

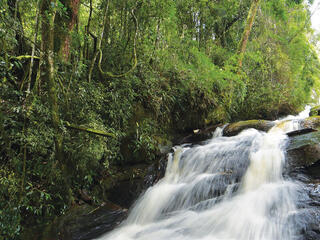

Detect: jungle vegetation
[0,0,319,238]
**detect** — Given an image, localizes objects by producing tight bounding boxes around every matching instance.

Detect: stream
[97,107,320,240]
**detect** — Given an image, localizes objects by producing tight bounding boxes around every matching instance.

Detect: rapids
[98,107,314,240]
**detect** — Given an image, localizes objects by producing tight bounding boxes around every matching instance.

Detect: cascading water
[98,107,312,240]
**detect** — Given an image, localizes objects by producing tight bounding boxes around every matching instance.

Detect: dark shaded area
[286,128,317,137]
[59,207,128,240]
[22,203,127,240]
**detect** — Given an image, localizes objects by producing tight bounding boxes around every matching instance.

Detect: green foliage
[133,119,159,163]
[0,86,67,238]
[235,0,320,120]
[1,0,320,238]
[0,169,21,240]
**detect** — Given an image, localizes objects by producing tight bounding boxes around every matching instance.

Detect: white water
[98,109,310,240]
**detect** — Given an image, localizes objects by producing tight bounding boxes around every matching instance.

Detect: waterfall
[98,110,311,240]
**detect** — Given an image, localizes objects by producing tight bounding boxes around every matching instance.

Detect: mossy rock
[309,105,320,117]
[287,130,320,169]
[301,116,320,130]
[223,120,275,137]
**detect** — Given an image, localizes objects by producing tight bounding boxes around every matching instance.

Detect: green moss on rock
[309,105,320,117]
[223,120,275,136]
[302,116,320,129]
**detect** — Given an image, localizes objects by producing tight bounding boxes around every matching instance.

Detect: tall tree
[7,0,27,55]
[54,0,80,61]
[238,0,260,69]
[40,0,63,162]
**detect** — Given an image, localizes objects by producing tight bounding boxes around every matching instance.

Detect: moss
[302,116,320,129]
[309,105,320,117]
[223,119,275,136]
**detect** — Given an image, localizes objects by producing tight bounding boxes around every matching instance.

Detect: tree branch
[65,122,116,138]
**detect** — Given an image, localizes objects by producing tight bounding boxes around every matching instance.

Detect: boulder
[102,155,169,208]
[177,124,224,144]
[301,116,320,129]
[286,130,320,169]
[22,202,127,240]
[288,161,320,240]
[223,120,275,137]
[304,160,320,178]
[101,164,149,207]
[55,203,127,240]
[309,105,320,117]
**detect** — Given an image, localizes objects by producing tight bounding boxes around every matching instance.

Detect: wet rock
[287,144,320,169]
[57,203,127,240]
[102,154,169,208]
[304,160,320,178]
[288,168,320,240]
[286,131,320,169]
[22,202,127,240]
[309,105,320,117]
[177,124,223,144]
[286,128,317,137]
[108,155,168,208]
[223,120,275,137]
[144,154,168,187]
[287,131,320,150]
[283,124,320,239]
[158,144,172,154]
[301,116,320,129]
[101,164,149,207]
[107,179,145,208]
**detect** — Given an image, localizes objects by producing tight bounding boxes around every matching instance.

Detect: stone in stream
[301,116,320,129]
[287,129,320,240]
[288,163,320,240]
[286,117,320,170]
[286,130,320,169]
[177,124,224,144]
[223,120,275,137]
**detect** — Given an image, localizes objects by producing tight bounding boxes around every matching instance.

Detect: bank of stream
[24,107,320,240]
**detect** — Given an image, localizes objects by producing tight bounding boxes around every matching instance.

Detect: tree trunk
[54,0,80,61]
[40,0,63,162]
[27,0,40,94]
[88,0,110,82]
[7,0,27,55]
[83,0,93,60]
[237,0,260,69]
